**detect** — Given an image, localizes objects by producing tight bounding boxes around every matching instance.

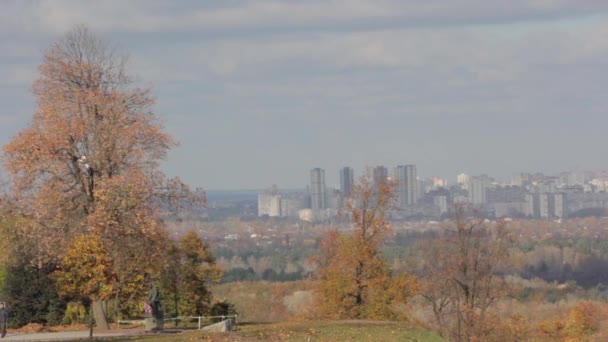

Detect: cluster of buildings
[258,167,608,222]
[258,165,419,222]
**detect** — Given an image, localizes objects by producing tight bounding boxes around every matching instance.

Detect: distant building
[434,195,448,215]
[468,176,488,206]
[432,177,448,189]
[258,185,282,217]
[566,171,591,186]
[298,209,314,222]
[486,186,525,203]
[394,164,418,208]
[511,173,531,186]
[310,168,326,210]
[373,166,388,188]
[591,178,608,192]
[457,173,470,190]
[281,194,309,218]
[554,193,566,218]
[524,192,566,219]
[524,193,539,218]
[539,193,554,219]
[298,208,338,223]
[339,167,354,197]
[326,188,341,209]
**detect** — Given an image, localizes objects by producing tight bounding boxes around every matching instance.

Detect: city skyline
[257,165,608,221]
[1,2,608,190]
[256,166,606,193]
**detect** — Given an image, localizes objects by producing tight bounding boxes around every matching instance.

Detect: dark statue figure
[145,274,163,320]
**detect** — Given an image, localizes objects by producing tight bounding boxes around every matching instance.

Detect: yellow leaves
[506,313,531,340]
[53,233,117,301]
[534,301,604,341]
[564,301,601,338]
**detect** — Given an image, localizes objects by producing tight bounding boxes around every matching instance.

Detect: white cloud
[2,0,607,36]
[3,1,608,188]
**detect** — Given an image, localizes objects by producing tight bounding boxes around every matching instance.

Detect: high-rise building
[468,176,487,205]
[539,193,554,219]
[258,185,282,217]
[373,166,388,187]
[553,193,566,218]
[310,168,326,210]
[524,193,539,218]
[434,195,448,215]
[339,167,354,197]
[394,164,418,208]
[525,192,566,219]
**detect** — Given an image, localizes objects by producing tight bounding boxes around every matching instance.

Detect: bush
[2,263,66,328]
[209,300,238,322]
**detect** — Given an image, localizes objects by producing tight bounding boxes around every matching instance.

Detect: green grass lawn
[119,320,446,341]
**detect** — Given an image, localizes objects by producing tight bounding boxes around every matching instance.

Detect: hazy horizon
[1,1,607,190]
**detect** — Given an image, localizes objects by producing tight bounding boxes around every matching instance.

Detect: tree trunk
[92,300,110,330]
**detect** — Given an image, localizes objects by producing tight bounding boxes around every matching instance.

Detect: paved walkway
[1,329,143,341]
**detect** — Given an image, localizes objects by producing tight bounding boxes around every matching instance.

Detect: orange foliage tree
[1,25,201,327]
[314,171,417,319]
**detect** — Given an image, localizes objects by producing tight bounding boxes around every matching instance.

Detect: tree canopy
[1,25,203,328]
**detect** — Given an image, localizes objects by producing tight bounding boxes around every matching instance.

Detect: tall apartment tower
[525,192,566,219]
[310,168,326,210]
[468,176,488,206]
[339,167,354,197]
[395,164,418,208]
[553,193,566,218]
[258,185,282,217]
[373,166,388,187]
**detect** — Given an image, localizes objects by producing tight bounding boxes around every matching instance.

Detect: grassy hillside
[127,320,445,341]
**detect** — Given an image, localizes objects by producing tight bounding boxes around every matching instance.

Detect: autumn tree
[160,231,223,317]
[419,204,512,341]
[1,25,201,328]
[314,171,417,319]
[52,233,117,329]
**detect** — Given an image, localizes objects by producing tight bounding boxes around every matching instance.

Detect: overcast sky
[1,1,607,190]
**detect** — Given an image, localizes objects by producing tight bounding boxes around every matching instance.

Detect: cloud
[2,1,608,188]
[2,0,608,36]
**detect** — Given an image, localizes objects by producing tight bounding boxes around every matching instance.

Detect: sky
[1,1,607,190]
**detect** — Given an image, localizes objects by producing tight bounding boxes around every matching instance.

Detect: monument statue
[146,276,163,320]
[143,273,164,331]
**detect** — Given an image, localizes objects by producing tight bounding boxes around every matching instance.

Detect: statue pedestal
[144,317,164,331]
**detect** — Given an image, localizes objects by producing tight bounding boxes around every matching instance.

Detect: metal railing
[117,314,238,330]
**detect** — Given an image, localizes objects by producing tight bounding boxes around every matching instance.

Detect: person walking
[0,302,7,338]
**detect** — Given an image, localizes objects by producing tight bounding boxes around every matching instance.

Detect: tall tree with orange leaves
[314,171,417,319]
[1,25,201,328]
